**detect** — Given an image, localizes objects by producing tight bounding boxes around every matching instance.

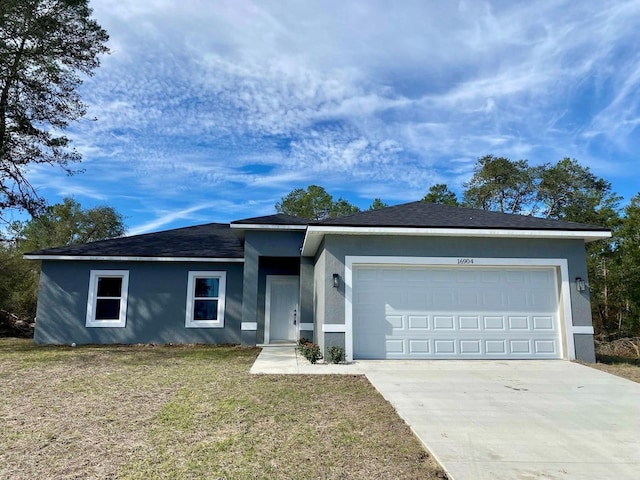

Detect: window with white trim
[186,271,226,328]
[86,270,129,327]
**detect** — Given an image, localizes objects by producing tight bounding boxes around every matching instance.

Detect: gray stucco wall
[34,260,244,345]
[313,246,327,350]
[299,257,314,336]
[313,234,595,361]
[240,230,306,343]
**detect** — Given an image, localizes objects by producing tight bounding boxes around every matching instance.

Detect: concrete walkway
[251,347,640,479]
[250,345,364,374]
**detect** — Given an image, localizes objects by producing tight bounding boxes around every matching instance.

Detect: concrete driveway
[360,360,640,480]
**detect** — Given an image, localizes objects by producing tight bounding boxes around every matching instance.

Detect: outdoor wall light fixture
[575,277,586,292]
[333,273,340,288]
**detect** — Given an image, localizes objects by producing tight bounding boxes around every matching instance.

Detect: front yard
[0,339,446,479]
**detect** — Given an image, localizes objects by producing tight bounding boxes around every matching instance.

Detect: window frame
[86,270,130,328]
[185,271,226,328]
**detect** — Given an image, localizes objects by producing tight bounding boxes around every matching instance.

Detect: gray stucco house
[26,201,610,362]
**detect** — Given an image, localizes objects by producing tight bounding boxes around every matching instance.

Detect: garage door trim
[344,256,575,362]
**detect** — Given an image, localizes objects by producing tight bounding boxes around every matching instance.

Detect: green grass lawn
[0,339,446,480]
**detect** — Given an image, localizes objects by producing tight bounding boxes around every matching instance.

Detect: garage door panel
[506,290,529,308]
[408,315,429,329]
[405,269,429,282]
[355,268,378,282]
[529,269,555,285]
[433,315,455,329]
[386,339,404,353]
[382,269,405,281]
[386,315,403,329]
[356,290,380,306]
[531,290,557,309]
[407,290,430,309]
[510,339,531,354]
[432,290,456,308]
[434,339,456,354]
[481,290,506,308]
[428,269,456,285]
[459,290,481,308]
[459,316,480,329]
[485,339,507,354]
[353,265,562,360]
[484,316,506,329]
[508,316,529,329]
[408,339,429,353]
[533,316,554,330]
[506,270,527,284]
[460,340,481,354]
[534,339,556,353]
[482,270,503,283]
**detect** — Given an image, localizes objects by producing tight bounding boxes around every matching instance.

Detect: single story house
[25,201,611,362]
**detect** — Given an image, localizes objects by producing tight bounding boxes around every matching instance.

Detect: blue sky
[27,0,640,235]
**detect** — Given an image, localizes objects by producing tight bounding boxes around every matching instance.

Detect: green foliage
[422,184,459,206]
[0,198,125,319]
[463,155,538,214]
[592,194,640,337]
[275,185,359,220]
[327,345,345,364]
[537,158,621,225]
[297,339,322,364]
[15,198,126,252]
[0,246,38,319]
[330,198,360,218]
[0,0,109,219]
[369,198,388,210]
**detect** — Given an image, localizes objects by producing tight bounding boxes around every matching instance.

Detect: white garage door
[352,265,562,359]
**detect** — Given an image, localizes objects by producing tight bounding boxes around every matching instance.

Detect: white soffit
[229,224,307,230]
[300,226,611,256]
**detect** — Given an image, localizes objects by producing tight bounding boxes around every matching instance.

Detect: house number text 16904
[457,258,474,264]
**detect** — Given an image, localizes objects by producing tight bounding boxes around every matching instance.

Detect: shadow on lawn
[596,354,640,366]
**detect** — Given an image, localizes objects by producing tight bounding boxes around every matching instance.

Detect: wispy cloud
[127,203,220,236]
[30,0,640,233]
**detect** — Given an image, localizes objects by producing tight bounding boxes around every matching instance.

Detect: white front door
[265,275,300,343]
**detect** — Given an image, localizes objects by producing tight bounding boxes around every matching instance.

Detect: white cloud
[127,203,219,236]
[33,0,640,234]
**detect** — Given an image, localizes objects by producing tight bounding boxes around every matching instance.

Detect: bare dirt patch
[0,339,447,479]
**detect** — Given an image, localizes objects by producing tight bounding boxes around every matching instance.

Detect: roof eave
[300,226,611,256]
[229,223,308,240]
[23,255,245,262]
[229,223,307,230]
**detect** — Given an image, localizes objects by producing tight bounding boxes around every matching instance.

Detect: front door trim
[264,275,299,344]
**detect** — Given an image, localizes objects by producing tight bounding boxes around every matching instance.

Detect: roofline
[23,255,245,262]
[301,226,611,256]
[229,223,307,231]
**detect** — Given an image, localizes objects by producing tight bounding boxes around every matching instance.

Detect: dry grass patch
[0,339,446,479]
[588,357,640,383]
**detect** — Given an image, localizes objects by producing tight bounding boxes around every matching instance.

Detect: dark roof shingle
[26,223,244,258]
[314,201,609,231]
